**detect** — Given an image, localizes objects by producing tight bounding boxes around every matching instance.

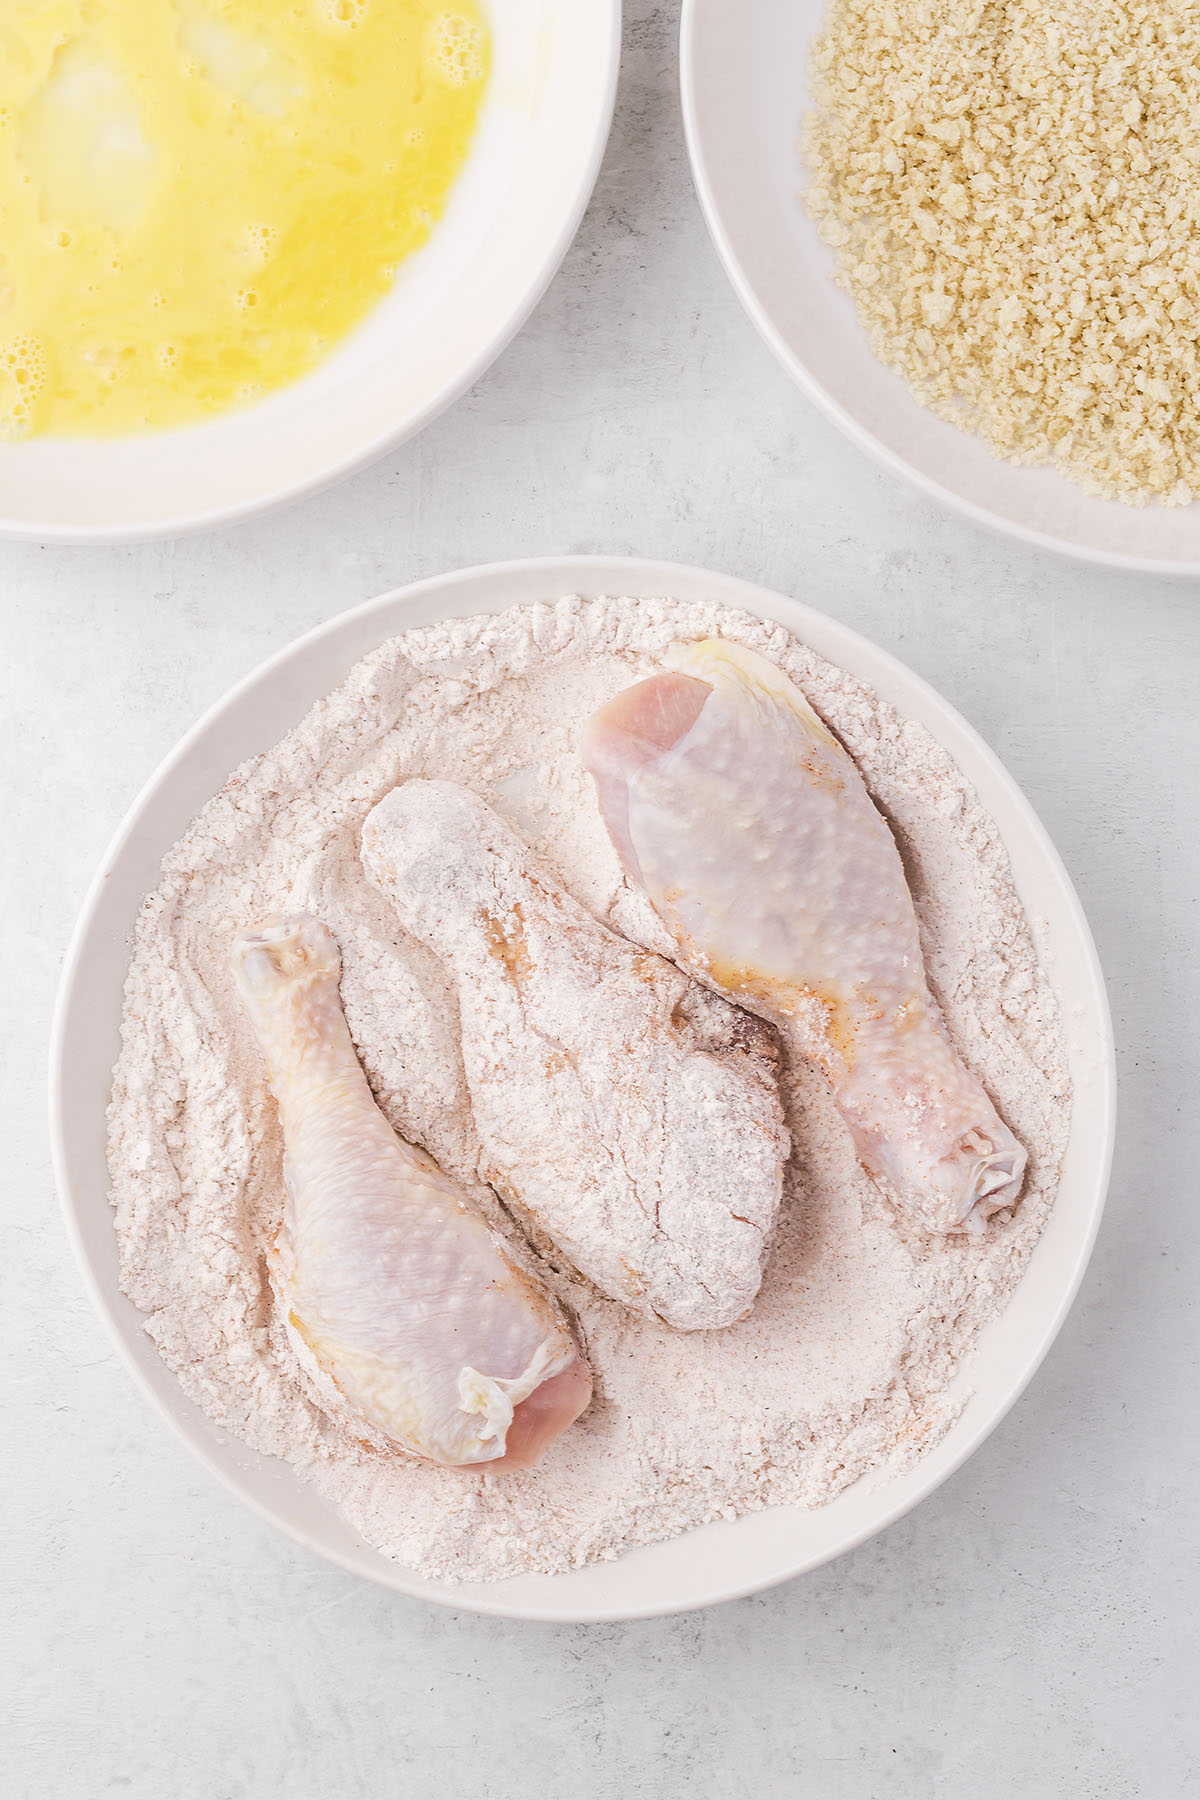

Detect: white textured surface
[5,4,1199,1793]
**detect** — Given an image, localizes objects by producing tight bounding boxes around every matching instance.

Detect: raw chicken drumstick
[362,780,788,1331]
[582,639,1026,1233]
[231,914,591,1470]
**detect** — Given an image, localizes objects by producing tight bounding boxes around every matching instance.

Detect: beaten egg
[0,0,489,436]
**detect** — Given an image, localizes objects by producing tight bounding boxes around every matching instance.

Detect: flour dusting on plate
[106,596,1070,1582]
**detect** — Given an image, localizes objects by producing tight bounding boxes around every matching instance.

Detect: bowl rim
[679,0,1200,577]
[49,555,1116,1620]
[0,3,623,546]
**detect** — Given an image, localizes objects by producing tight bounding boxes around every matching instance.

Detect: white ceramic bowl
[681,0,1200,573]
[50,556,1115,1621]
[0,4,620,544]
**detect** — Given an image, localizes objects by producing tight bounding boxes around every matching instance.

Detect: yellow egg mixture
[0,0,489,436]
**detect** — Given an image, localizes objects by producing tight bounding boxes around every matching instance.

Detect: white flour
[107,596,1071,1582]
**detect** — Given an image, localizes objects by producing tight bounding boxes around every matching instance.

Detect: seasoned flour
[107,597,1071,1582]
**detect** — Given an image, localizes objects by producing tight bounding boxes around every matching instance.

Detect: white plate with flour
[681,0,1200,573]
[0,2,620,543]
[50,556,1114,1621]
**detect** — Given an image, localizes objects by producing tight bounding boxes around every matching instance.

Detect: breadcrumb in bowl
[806,0,1200,508]
[682,0,1200,568]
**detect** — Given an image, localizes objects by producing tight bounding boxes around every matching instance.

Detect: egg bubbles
[0,3,488,435]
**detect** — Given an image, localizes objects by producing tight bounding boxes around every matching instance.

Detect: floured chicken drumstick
[582,640,1026,1233]
[362,781,788,1331]
[231,915,591,1471]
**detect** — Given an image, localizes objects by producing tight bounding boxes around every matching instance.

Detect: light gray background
[5,5,1198,1796]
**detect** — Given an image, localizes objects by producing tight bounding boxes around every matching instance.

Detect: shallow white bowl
[682,0,1200,573]
[0,3,620,544]
[50,556,1115,1620]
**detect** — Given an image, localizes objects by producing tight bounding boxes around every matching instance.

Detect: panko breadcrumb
[805,0,1200,505]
